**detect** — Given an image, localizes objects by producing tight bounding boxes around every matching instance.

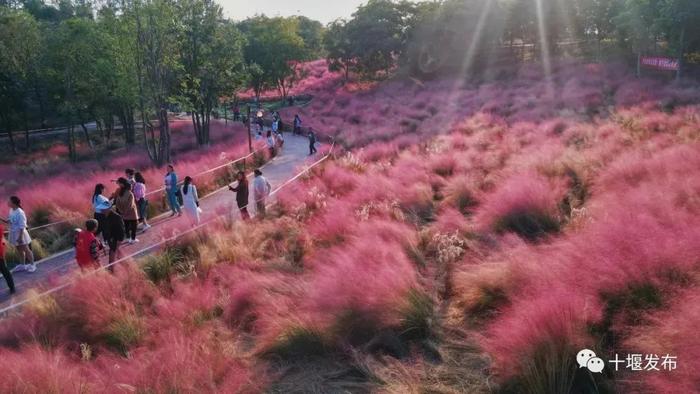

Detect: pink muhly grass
[624,290,700,393]
[474,171,565,240]
[482,289,602,380]
[0,346,96,392]
[97,329,260,393]
[305,220,419,329]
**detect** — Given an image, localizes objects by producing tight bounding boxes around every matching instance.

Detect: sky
[219,0,372,24]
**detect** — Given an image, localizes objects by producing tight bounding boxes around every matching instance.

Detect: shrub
[262,327,331,360]
[142,249,190,286]
[102,314,145,356]
[444,176,479,214]
[476,172,564,241]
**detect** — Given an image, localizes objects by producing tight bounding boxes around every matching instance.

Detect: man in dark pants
[308,128,317,155]
[0,223,16,294]
[101,206,125,270]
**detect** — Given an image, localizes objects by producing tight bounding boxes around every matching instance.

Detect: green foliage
[263,327,331,360]
[399,289,435,342]
[499,338,579,394]
[324,0,414,81]
[177,0,246,145]
[0,7,41,152]
[102,315,145,356]
[238,16,310,98]
[493,209,561,242]
[142,248,194,285]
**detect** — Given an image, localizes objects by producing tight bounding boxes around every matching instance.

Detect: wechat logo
[577,349,605,373]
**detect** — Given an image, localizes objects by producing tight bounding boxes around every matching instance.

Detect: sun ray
[535,0,555,97]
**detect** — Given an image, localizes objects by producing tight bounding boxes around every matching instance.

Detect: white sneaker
[10,265,25,273]
[25,264,37,273]
[143,224,151,231]
[133,238,140,243]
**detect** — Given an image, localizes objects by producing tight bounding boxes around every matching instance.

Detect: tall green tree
[47,17,111,160]
[239,16,308,99]
[295,15,325,57]
[130,0,182,165]
[0,8,41,153]
[324,19,355,83]
[98,4,140,145]
[178,0,246,146]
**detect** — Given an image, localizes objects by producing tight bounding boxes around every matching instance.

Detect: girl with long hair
[133,172,151,230]
[181,176,201,224]
[113,178,140,244]
[1,196,36,273]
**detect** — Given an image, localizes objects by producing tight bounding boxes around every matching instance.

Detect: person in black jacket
[308,128,317,155]
[228,171,250,221]
[101,206,125,268]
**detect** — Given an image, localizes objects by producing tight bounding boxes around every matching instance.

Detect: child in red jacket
[0,224,16,294]
[74,219,104,272]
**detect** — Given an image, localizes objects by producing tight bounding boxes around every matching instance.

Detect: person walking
[0,223,16,294]
[101,204,125,269]
[92,183,110,238]
[293,114,302,135]
[308,128,318,155]
[228,171,250,221]
[266,130,276,157]
[74,219,104,272]
[233,104,240,122]
[181,176,201,224]
[2,197,36,273]
[112,178,140,244]
[256,109,264,132]
[165,164,182,217]
[133,172,151,231]
[252,169,272,218]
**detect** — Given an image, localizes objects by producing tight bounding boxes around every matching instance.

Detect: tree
[130,0,183,165]
[295,15,325,57]
[239,16,308,99]
[346,0,410,78]
[47,17,112,160]
[657,0,700,76]
[323,0,414,80]
[98,4,140,145]
[178,0,246,146]
[324,19,356,83]
[0,8,41,153]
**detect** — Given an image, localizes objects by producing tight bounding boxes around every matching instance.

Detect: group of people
[0,111,302,294]
[77,164,272,274]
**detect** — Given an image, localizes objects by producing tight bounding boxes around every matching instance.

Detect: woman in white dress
[180,176,201,224]
[1,196,36,273]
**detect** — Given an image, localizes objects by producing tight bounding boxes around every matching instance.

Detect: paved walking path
[0,133,318,311]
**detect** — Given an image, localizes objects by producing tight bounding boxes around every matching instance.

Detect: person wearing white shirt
[1,196,36,273]
[253,169,272,217]
[180,176,201,224]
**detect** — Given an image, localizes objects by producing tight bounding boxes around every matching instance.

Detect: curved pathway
[0,133,317,311]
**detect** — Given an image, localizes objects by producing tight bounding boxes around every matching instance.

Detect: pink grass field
[1,60,699,392]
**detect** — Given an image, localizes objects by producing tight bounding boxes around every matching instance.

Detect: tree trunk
[67,123,77,162]
[158,107,170,165]
[677,26,685,81]
[122,107,136,145]
[1,114,17,154]
[80,122,94,149]
[23,110,31,151]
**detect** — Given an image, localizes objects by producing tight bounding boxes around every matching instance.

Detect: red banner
[640,56,680,71]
